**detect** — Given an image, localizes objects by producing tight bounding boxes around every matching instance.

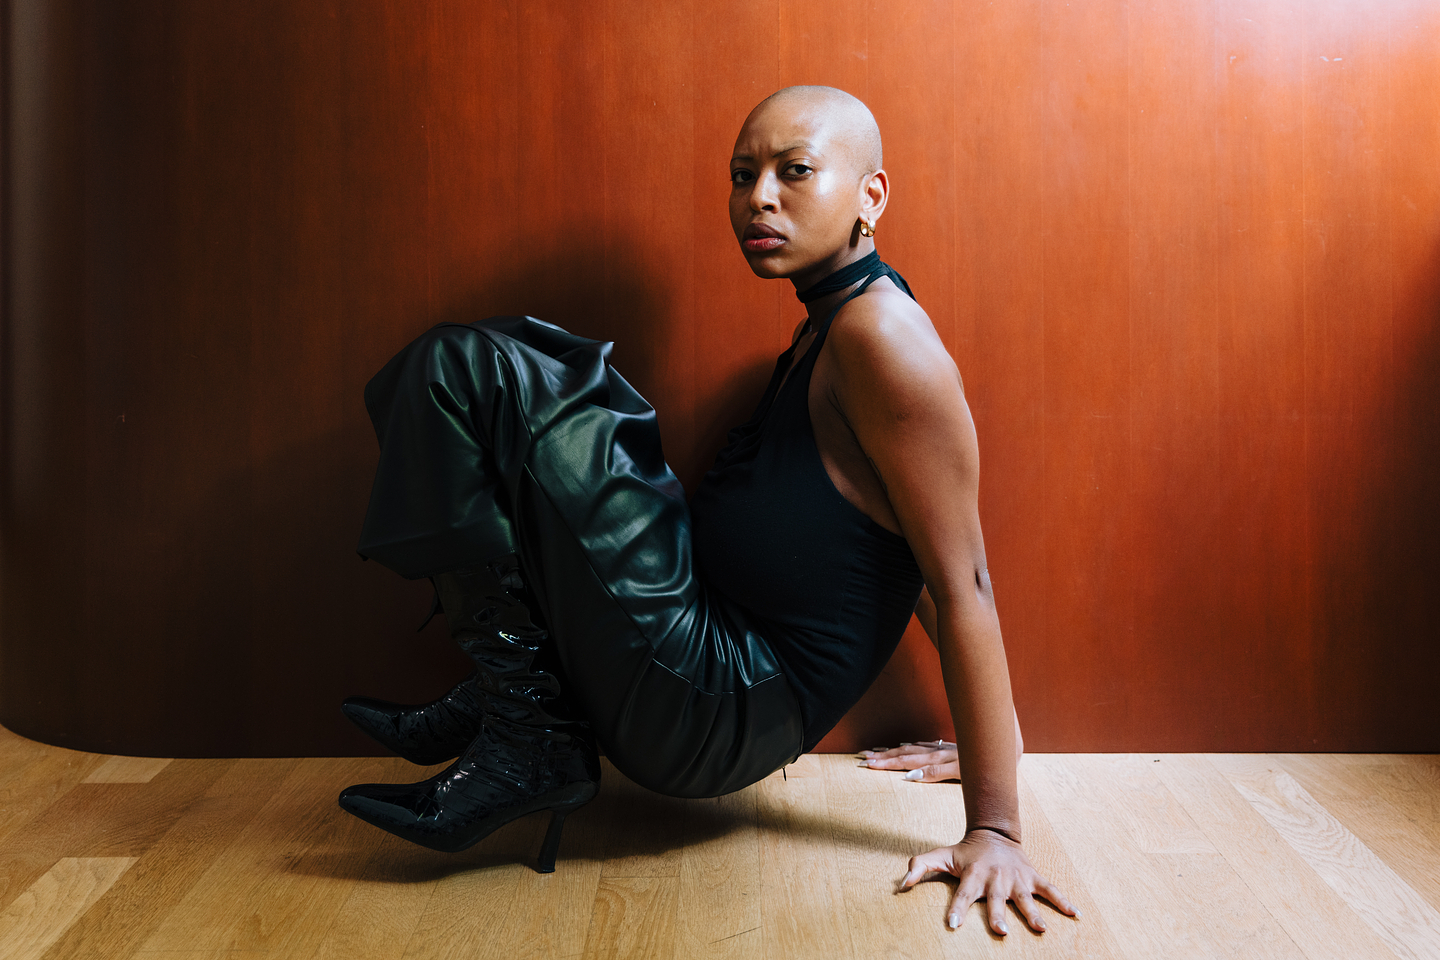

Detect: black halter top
[690,254,926,750]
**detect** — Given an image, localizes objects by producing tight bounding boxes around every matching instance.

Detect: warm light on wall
[3,0,1438,756]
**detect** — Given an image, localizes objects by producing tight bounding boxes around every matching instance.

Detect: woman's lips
[741,222,785,254]
[742,236,785,253]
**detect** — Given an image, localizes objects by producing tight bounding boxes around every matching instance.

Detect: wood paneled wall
[3,0,1438,757]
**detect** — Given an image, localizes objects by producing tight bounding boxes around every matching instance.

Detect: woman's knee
[409,322,496,367]
[387,323,510,402]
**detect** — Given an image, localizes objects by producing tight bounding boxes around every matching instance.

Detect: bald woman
[337,86,1076,936]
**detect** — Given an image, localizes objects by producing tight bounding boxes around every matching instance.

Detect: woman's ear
[861,168,889,225]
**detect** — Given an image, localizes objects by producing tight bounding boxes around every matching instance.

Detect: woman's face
[729,102,877,286]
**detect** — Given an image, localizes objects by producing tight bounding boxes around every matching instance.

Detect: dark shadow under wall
[1339,242,1440,751]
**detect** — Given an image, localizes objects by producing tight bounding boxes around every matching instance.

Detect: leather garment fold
[356,318,804,798]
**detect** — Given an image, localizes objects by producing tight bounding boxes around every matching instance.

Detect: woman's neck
[790,240,877,295]
[795,247,881,325]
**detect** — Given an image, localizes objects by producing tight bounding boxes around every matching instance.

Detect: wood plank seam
[83,757,174,785]
[1218,756,1440,960]
[0,857,136,960]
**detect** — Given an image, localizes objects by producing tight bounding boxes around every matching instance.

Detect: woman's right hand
[858,740,961,782]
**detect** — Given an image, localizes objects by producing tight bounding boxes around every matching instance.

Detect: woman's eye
[784,163,813,177]
[730,169,754,185]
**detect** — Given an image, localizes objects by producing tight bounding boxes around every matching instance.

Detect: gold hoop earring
[859,219,876,238]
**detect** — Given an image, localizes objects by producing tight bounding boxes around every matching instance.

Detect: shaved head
[729,85,889,284]
[747,86,883,176]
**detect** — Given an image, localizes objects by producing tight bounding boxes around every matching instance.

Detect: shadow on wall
[42,236,778,759]
[1343,241,1440,751]
[190,241,659,759]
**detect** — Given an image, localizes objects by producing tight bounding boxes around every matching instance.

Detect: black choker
[795,251,881,304]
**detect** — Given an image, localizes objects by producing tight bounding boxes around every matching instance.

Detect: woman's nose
[748,171,779,212]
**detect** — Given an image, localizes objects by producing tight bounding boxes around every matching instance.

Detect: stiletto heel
[537,807,572,873]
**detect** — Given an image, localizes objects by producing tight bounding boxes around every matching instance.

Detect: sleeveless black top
[690,256,926,750]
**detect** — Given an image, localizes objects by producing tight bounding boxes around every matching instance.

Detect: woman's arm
[824,290,1073,935]
[915,585,939,645]
[862,586,1022,781]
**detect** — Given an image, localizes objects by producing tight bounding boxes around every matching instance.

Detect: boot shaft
[433,558,546,646]
[433,557,581,728]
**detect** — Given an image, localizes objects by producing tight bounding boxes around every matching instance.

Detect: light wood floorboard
[1212,755,1440,960]
[0,724,1434,959]
[1,857,135,960]
[1151,754,1394,960]
[83,756,174,785]
[1272,754,1440,912]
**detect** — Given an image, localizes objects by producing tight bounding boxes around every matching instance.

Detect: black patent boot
[342,581,487,765]
[338,556,600,873]
[341,673,486,766]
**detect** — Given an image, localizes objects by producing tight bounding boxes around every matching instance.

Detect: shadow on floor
[282,760,940,885]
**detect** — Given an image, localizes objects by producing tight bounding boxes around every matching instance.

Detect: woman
[338,85,1075,937]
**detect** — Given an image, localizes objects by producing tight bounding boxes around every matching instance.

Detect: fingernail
[900,741,913,746]
[857,760,871,767]
[870,747,886,752]
[947,914,960,929]
[904,769,924,781]
[997,921,1009,935]
[1074,910,1083,919]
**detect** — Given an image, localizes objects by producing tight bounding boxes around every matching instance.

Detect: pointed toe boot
[341,674,486,766]
[339,555,600,873]
[338,718,600,869]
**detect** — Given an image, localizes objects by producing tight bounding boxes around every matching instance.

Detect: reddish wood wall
[4,0,1438,757]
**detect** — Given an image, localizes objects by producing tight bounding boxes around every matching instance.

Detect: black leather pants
[357,317,804,798]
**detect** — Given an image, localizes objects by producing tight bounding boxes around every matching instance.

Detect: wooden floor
[2,724,1438,960]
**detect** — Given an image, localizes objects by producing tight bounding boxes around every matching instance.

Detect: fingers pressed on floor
[985,885,1011,936]
[1013,892,1047,932]
[902,854,938,888]
[868,749,942,768]
[1035,879,1080,917]
[947,880,982,929]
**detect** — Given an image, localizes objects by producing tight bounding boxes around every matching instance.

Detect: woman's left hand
[857,740,961,782]
[901,829,1079,935]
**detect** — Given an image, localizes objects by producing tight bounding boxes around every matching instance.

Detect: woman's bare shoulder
[827,283,957,394]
